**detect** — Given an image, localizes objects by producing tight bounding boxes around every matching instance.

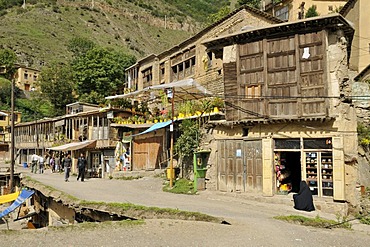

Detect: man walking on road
[77,153,87,182]
[64,153,72,182]
[38,155,45,174]
[30,153,39,173]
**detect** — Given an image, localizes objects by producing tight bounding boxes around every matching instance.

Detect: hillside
[0,0,230,69]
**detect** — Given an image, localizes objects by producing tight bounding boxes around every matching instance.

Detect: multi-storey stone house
[114,5,283,174]
[201,13,363,211]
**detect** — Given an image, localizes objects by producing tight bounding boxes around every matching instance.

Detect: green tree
[67,37,96,58]
[206,6,230,26]
[38,62,75,116]
[305,5,319,18]
[0,77,12,107]
[71,47,136,102]
[237,0,261,9]
[0,48,16,80]
[16,95,54,122]
[175,119,201,178]
[78,91,105,105]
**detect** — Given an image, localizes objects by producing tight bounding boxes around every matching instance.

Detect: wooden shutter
[332,137,345,201]
[262,138,274,196]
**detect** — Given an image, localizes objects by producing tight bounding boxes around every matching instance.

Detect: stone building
[125,5,282,97]
[263,0,347,21]
[202,13,362,211]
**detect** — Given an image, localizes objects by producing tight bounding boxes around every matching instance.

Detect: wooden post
[9,78,15,192]
[169,87,175,188]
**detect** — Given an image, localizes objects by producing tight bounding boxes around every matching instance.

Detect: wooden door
[133,136,162,171]
[244,139,263,191]
[217,139,262,192]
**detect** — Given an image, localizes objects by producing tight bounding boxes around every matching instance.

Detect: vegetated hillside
[0,0,230,69]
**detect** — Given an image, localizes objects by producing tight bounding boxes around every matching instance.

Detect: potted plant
[211,97,224,112]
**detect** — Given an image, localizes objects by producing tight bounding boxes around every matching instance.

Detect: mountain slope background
[0,0,231,69]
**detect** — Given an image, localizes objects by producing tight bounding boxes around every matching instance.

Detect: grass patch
[356,213,370,225]
[274,215,352,229]
[49,219,144,231]
[163,178,196,195]
[114,176,143,180]
[78,200,219,223]
[359,216,370,225]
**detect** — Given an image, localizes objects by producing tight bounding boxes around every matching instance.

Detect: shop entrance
[275,152,301,193]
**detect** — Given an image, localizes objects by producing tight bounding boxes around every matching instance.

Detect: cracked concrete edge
[20,176,224,224]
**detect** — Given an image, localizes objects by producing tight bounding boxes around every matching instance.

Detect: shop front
[274,138,334,197]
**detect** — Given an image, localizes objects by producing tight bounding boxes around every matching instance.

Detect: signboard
[107,111,114,119]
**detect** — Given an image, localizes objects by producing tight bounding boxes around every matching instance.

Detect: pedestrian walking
[54,154,60,172]
[64,153,72,182]
[30,153,39,173]
[77,153,87,182]
[50,155,55,173]
[38,155,45,174]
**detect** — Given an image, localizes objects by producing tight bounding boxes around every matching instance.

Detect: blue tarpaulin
[0,189,34,219]
[132,120,172,137]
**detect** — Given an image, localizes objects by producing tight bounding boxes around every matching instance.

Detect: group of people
[29,152,87,183]
[30,153,62,174]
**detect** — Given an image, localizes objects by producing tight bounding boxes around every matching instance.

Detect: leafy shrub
[52,5,61,13]
[15,6,27,15]
[35,3,46,8]
[0,9,6,17]
[305,5,319,18]
[358,123,370,148]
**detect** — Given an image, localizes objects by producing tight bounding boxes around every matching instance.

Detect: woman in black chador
[293,181,315,212]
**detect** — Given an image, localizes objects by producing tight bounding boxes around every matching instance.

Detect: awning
[132,120,172,137]
[0,189,34,219]
[48,140,97,151]
[0,111,8,116]
[105,78,212,102]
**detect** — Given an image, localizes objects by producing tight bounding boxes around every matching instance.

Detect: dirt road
[1,168,370,246]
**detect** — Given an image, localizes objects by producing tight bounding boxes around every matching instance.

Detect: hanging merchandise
[275,152,292,194]
[114,141,126,171]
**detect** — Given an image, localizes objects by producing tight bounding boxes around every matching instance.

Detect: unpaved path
[1,168,370,246]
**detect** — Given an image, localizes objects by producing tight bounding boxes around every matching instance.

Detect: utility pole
[169,88,175,188]
[9,78,15,192]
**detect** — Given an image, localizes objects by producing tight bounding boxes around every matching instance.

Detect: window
[142,67,153,88]
[24,73,28,80]
[303,138,332,149]
[170,47,196,81]
[11,114,18,122]
[160,63,165,83]
[275,139,300,149]
[275,6,289,21]
[33,74,37,81]
[328,6,333,12]
[245,85,261,98]
[207,51,213,69]
[0,116,5,121]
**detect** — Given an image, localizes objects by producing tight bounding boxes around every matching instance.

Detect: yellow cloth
[0,191,20,205]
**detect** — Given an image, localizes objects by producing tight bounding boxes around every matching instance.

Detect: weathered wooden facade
[125,5,282,96]
[13,103,133,176]
[203,14,360,206]
[114,6,282,175]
